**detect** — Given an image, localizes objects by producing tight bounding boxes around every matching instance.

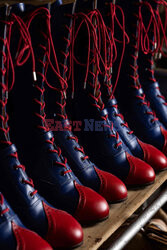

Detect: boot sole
[126,180,155,190]
[155,167,167,173]
[56,241,83,250]
[108,196,128,204]
[81,214,109,227]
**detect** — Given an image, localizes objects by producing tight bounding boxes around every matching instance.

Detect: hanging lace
[17,7,72,176]
[0,14,39,196]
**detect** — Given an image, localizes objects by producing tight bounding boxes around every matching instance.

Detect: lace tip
[15,52,18,60]
[6,91,8,100]
[48,3,51,12]
[64,91,67,99]
[5,4,11,16]
[113,0,116,4]
[158,52,162,59]
[154,42,157,50]
[71,92,74,99]
[84,82,87,89]
[33,72,37,81]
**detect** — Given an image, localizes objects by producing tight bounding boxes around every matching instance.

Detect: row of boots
[0,0,167,249]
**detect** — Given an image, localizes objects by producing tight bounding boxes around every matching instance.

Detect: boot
[61,1,155,188]
[112,0,167,157]
[98,0,167,172]
[9,3,109,224]
[41,1,128,204]
[0,192,52,250]
[0,4,84,249]
[138,0,167,130]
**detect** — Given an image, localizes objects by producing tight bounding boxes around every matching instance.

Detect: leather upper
[106,98,144,159]
[0,144,50,237]
[142,82,167,130]
[0,194,52,250]
[106,97,167,171]
[115,85,166,152]
[28,130,110,222]
[55,119,101,192]
[55,119,128,203]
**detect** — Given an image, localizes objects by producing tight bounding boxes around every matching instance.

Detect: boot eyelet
[150,119,154,123]
[66,136,70,140]
[113,112,117,117]
[60,171,65,176]
[80,157,85,161]
[120,123,124,127]
[13,165,19,170]
[20,178,25,184]
[114,144,118,149]
[74,146,77,151]
[29,192,35,199]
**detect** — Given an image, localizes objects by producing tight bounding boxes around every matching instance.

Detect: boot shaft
[138,0,159,84]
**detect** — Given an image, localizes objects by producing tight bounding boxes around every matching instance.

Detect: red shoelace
[0,13,39,196]
[69,8,122,149]
[18,7,72,176]
[0,193,9,216]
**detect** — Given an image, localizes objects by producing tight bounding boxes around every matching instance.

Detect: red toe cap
[12,222,52,250]
[43,202,83,248]
[138,139,167,171]
[74,183,109,223]
[161,126,167,156]
[125,153,155,186]
[95,167,127,203]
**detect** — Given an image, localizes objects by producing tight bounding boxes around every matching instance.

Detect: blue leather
[137,0,167,130]
[115,84,166,151]
[0,144,50,237]
[142,82,167,130]
[8,3,86,217]
[67,87,132,181]
[45,2,130,187]
[0,194,24,250]
[29,130,82,215]
[54,119,101,192]
[46,0,135,182]
[106,98,144,159]
[0,4,54,238]
[111,0,167,152]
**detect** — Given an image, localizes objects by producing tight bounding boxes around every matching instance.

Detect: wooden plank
[77,171,167,250]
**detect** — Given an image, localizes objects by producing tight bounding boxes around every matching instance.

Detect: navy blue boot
[61,3,155,188]
[138,0,167,130]
[97,0,167,172]
[111,0,167,158]
[0,4,84,249]
[41,1,128,204]
[0,192,52,250]
[9,3,109,224]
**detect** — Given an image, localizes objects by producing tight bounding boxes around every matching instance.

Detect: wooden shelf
[77,171,167,250]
